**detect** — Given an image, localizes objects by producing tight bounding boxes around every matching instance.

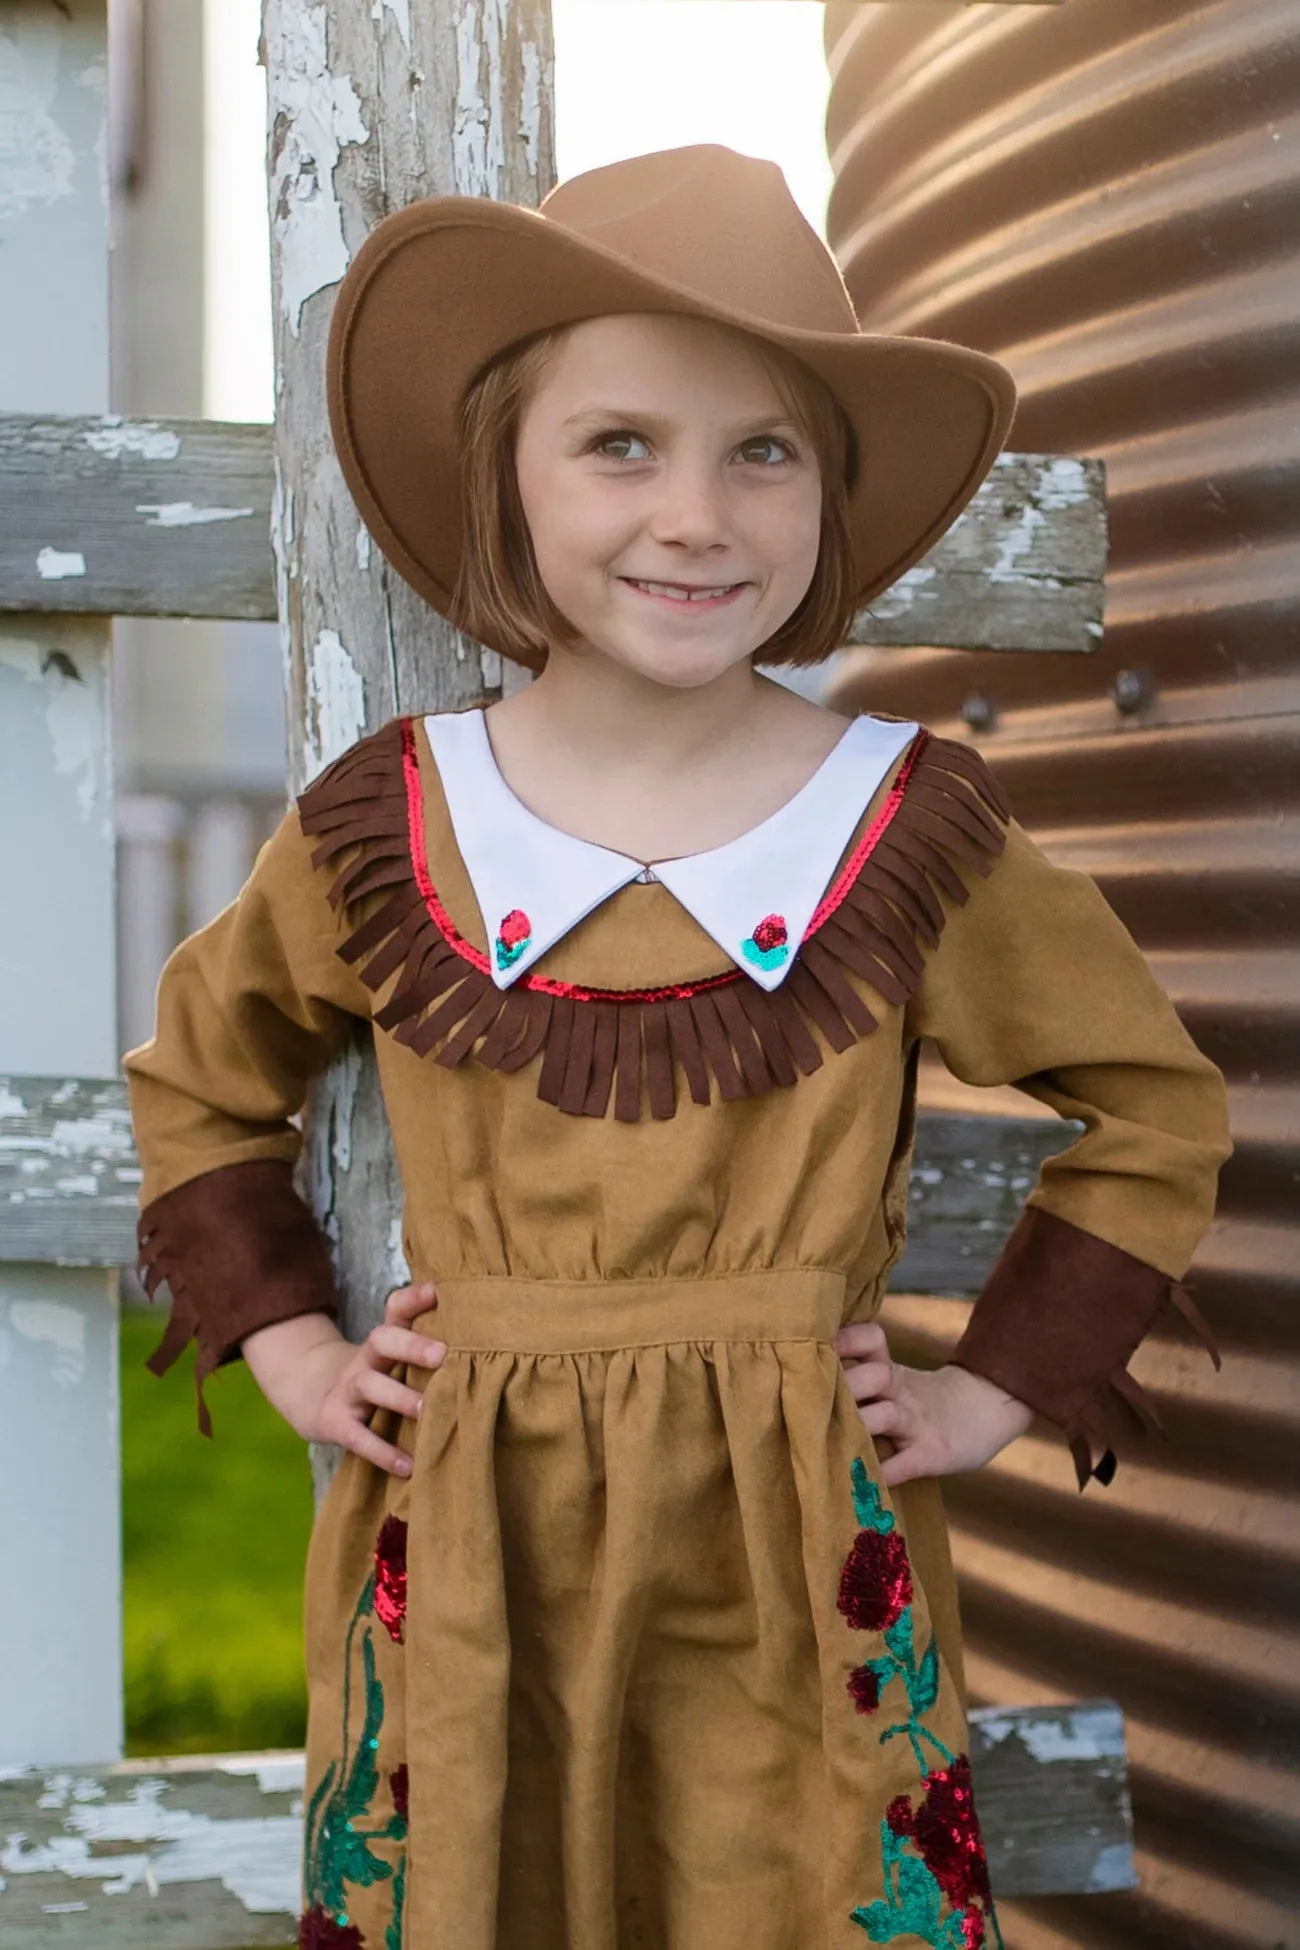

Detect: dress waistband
[419,1270,848,1355]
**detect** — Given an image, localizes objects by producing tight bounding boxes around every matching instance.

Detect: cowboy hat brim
[327,197,1017,658]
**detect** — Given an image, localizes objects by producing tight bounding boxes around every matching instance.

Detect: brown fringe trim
[1066,1279,1223,1491]
[297,717,1010,1122]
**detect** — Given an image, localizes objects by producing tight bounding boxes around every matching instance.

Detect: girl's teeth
[635,580,733,602]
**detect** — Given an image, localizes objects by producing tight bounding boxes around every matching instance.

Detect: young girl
[127,147,1229,1950]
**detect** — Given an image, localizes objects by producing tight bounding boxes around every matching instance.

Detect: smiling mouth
[623,578,746,604]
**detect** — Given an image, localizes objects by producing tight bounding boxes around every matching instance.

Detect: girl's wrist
[242,1310,349,1432]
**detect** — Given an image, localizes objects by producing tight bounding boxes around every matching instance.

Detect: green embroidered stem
[303,1565,407,1936]
[385,1852,407,1950]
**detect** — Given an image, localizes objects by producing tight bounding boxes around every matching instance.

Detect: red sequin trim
[400,717,926,1004]
[805,728,929,937]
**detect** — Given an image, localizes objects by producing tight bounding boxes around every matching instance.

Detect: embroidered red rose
[837,1525,913,1633]
[751,913,788,953]
[498,909,531,949]
[846,1663,881,1714]
[389,1762,410,1823]
[889,1756,992,1911]
[374,1514,408,1643]
[297,1905,364,1950]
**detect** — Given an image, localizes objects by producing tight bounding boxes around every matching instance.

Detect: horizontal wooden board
[0,1701,1130,1946]
[890,1109,1079,1297]
[0,415,1105,650]
[0,1076,140,1267]
[0,1078,1071,1285]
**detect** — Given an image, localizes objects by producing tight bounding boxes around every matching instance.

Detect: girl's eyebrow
[562,405,803,439]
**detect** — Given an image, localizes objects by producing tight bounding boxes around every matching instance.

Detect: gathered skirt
[299,1272,1001,1949]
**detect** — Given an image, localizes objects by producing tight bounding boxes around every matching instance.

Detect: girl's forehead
[540,312,790,401]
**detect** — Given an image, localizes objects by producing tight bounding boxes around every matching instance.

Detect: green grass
[121,1307,314,1756]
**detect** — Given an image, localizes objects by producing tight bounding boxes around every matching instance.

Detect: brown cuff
[950,1205,1220,1490]
[137,1158,338,1434]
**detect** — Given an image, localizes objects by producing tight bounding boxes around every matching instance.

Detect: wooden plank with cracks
[0,1082,1072,1288]
[0,1701,1130,1946]
[0,1076,140,1268]
[0,416,1105,651]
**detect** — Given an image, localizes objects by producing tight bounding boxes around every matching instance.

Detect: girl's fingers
[856,1396,902,1437]
[842,1358,894,1405]
[835,1321,888,1362]
[354,1367,426,1421]
[385,1281,438,1326]
[333,1417,413,1477]
[367,1324,447,1370]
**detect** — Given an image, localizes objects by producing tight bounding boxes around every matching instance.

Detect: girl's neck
[483,645,849,865]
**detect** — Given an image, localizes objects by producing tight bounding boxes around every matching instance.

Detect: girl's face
[514,313,824,689]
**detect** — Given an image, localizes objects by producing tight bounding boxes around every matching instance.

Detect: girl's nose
[647,463,730,553]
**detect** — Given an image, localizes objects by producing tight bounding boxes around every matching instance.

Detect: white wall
[0,0,122,1766]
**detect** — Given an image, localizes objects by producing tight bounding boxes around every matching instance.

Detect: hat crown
[539,145,860,339]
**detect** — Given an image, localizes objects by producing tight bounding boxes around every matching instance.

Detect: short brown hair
[452,320,859,672]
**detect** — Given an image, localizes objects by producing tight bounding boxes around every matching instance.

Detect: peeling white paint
[972,1703,1126,1763]
[135,502,255,528]
[49,1114,134,1158]
[0,1778,301,1917]
[217,1755,306,1796]
[370,0,411,46]
[36,547,86,581]
[0,23,76,223]
[0,1084,27,1119]
[264,4,369,334]
[302,628,367,785]
[519,39,544,180]
[0,638,106,822]
[387,1215,411,1288]
[83,417,181,463]
[1088,1839,1137,1893]
[355,522,372,570]
[479,647,502,689]
[454,0,506,197]
[866,562,936,621]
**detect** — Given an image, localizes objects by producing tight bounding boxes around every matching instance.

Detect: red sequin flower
[389,1763,409,1823]
[846,1663,881,1714]
[751,914,788,953]
[498,909,531,949]
[888,1757,992,1911]
[374,1515,408,1643]
[837,1525,913,1633]
[297,1906,364,1950]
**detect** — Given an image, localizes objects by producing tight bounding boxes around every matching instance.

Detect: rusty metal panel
[823,1,1300,1943]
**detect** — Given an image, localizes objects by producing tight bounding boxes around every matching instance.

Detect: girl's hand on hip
[241,1282,447,1477]
[834,1321,1033,1487]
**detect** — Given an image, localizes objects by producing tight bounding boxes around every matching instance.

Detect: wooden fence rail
[0,1701,1134,1948]
[0,415,1106,652]
[0,1074,1073,1295]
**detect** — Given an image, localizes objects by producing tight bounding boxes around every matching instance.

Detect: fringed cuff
[950,1204,1220,1490]
[137,1158,338,1435]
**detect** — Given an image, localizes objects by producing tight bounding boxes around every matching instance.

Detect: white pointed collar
[423,708,919,992]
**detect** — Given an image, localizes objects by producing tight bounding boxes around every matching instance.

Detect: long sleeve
[906,817,1232,1487]
[124,804,371,1428]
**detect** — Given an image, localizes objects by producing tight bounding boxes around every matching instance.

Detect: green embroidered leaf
[850,1899,902,1941]
[897,1853,942,1937]
[851,1457,896,1534]
[884,1604,914,1664]
[911,1635,941,1717]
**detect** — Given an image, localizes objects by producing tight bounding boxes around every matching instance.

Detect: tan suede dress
[126,713,1229,1950]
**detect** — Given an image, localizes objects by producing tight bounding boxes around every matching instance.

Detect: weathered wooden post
[261,0,555,1475]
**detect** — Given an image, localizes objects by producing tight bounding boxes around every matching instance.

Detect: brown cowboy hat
[327,144,1016,657]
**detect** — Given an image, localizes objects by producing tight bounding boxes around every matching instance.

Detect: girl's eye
[593,430,651,462]
[736,435,795,466]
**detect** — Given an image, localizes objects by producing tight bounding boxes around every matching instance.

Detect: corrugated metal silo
[822,3,1300,1944]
